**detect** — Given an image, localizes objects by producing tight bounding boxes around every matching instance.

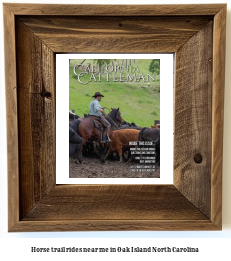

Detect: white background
[56,53,173,184]
[0,0,231,260]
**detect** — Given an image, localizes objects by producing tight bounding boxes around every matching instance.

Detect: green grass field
[69,59,160,128]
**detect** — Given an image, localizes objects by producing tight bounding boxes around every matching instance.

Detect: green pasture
[69,59,160,128]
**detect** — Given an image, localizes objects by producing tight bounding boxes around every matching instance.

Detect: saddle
[89,116,107,142]
[89,116,104,131]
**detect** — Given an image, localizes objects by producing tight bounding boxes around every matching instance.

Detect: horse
[104,107,125,130]
[71,108,124,163]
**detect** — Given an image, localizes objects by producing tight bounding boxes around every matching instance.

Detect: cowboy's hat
[92,92,104,98]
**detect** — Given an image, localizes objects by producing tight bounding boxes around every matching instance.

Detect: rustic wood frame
[4,4,226,232]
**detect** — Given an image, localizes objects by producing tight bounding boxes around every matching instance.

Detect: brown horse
[71,108,124,163]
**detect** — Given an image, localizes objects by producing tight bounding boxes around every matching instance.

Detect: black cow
[69,111,80,121]
[69,126,83,144]
[69,120,83,164]
[138,127,160,166]
[119,121,142,130]
[138,127,160,141]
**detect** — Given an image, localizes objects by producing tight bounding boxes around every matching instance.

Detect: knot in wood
[194,153,202,164]
[40,90,52,99]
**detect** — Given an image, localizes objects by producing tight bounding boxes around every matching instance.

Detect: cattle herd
[69,110,160,167]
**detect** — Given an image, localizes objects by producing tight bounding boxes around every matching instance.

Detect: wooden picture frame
[4,4,226,231]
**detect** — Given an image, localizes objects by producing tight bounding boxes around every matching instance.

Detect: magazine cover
[69,58,160,178]
[56,54,173,184]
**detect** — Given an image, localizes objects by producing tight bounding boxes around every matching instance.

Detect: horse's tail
[138,127,148,141]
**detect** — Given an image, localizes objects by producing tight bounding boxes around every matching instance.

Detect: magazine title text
[73,63,156,85]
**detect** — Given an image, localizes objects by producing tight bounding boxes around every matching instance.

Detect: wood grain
[16,19,56,218]
[174,22,213,218]
[3,3,226,231]
[18,16,213,53]
[22,185,207,221]
[11,220,218,232]
[13,185,216,231]
[4,3,225,16]
[211,5,226,228]
[3,4,20,231]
